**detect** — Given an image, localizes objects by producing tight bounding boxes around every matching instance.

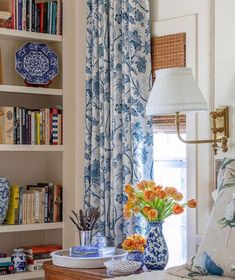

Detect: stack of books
[0,256,14,275]
[0,107,63,145]
[5,183,63,225]
[0,11,12,29]
[1,0,63,35]
[23,245,62,272]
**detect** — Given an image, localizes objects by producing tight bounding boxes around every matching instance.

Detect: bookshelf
[0,0,86,278]
[0,0,83,279]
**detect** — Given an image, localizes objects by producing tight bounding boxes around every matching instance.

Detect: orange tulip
[187,199,197,208]
[147,209,158,221]
[149,180,157,189]
[142,206,152,216]
[133,206,140,215]
[155,189,166,199]
[165,187,177,197]
[136,181,145,191]
[125,184,134,195]
[172,203,184,215]
[144,190,155,202]
[125,199,135,210]
[173,192,183,201]
[123,209,132,219]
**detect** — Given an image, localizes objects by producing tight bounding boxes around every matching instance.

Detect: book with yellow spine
[5,185,20,225]
[35,111,40,145]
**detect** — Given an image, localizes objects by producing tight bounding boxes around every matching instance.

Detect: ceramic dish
[51,248,127,269]
[104,259,142,275]
[15,42,58,86]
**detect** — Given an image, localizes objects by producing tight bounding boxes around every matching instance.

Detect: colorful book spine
[5,185,20,225]
[31,0,35,32]
[18,0,23,30]
[51,2,57,35]
[0,107,14,145]
[0,112,4,144]
[22,0,27,30]
[18,186,25,224]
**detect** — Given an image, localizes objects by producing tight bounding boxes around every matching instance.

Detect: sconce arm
[175,112,228,153]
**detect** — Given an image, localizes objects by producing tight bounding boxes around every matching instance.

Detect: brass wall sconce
[146,68,229,154]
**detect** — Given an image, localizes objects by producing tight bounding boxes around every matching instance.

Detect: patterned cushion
[192,158,235,278]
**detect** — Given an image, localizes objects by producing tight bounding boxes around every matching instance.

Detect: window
[153,132,186,267]
[151,32,188,266]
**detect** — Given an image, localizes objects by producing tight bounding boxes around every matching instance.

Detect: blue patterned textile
[84,0,153,247]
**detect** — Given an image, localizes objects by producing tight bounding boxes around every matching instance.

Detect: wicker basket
[51,249,127,269]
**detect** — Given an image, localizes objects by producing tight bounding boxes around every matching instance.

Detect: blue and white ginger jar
[12,249,27,272]
[143,221,169,270]
[0,177,10,224]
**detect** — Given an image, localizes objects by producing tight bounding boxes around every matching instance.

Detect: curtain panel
[84,0,153,246]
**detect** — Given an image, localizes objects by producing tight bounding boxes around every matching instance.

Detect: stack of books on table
[23,245,62,272]
[0,256,14,275]
[5,183,63,225]
[0,107,63,145]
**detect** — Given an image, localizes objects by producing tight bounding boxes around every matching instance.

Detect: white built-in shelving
[0,2,79,279]
[1,271,44,280]
[0,28,62,42]
[0,85,63,96]
[0,222,63,233]
[0,9,66,280]
[0,145,63,152]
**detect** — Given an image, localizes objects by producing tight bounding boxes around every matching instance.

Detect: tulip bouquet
[123,180,197,221]
[122,234,146,253]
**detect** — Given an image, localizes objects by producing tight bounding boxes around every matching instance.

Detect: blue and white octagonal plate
[15,42,59,86]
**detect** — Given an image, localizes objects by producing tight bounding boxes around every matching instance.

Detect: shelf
[0,145,63,152]
[0,28,62,42]
[0,222,63,233]
[0,271,44,280]
[0,85,63,96]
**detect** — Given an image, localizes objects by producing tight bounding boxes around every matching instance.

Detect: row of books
[0,0,62,35]
[0,107,63,145]
[0,256,14,275]
[24,245,62,272]
[5,183,63,225]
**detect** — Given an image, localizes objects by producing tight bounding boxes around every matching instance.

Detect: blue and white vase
[12,249,27,272]
[143,221,169,270]
[0,177,10,225]
[127,250,144,268]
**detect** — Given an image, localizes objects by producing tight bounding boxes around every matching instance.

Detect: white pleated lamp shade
[146,67,207,116]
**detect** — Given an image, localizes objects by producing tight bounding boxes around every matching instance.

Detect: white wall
[214,0,235,157]
[149,0,213,244]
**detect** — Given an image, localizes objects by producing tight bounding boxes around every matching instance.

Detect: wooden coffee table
[44,261,113,280]
[44,261,147,280]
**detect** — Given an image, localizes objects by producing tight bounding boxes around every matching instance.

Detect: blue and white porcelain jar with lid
[11,248,27,272]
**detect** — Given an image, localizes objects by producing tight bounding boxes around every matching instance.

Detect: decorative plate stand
[15,42,59,87]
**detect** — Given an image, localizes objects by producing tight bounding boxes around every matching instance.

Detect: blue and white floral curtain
[84,0,153,246]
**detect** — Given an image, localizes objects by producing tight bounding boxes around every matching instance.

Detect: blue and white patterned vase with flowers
[11,249,27,272]
[0,177,10,225]
[143,221,169,270]
[127,250,144,268]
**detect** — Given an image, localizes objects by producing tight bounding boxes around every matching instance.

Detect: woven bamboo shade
[151,33,186,134]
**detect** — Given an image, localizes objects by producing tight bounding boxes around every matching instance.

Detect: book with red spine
[23,245,62,254]
[11,0,15,29]
[39,2,44,33]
